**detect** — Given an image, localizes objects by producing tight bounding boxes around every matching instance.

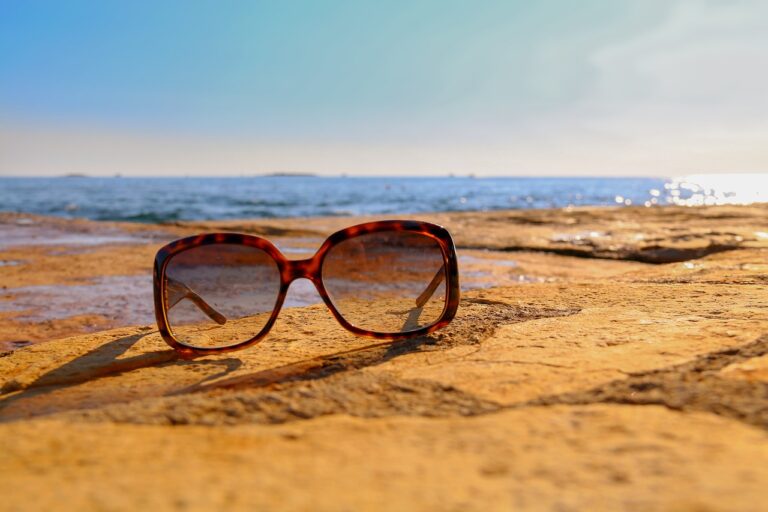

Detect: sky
[1,0,767,177]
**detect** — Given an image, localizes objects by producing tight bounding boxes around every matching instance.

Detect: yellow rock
[1,205,768,511]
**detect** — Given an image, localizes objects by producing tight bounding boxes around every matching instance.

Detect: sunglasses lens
[163,244,281,348]
[322,231,448,334]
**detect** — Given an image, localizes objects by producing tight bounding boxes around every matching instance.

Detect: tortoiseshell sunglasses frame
[154,220,460,357]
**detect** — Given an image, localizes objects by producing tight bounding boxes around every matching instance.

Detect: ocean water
[0,175,763,222]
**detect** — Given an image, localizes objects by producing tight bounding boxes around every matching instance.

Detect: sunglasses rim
[154,220,460,356]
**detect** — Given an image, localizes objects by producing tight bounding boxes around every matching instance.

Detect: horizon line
[3,171,767,180]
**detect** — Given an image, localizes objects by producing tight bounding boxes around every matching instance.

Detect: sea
[0,174,764,222]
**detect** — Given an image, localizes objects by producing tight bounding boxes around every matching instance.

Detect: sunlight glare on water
[664,173,768,207]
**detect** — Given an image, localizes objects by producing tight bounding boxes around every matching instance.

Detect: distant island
[262,172,317,178]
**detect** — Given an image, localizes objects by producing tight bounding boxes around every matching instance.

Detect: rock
[0,205,767,510]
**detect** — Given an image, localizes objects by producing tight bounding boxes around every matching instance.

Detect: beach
[1,204,767,510]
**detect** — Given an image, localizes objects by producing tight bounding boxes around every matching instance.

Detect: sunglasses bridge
[280,256,323,284]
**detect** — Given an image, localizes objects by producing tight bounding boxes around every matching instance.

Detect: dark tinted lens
[163,244,280,348]
[322,231,447,333]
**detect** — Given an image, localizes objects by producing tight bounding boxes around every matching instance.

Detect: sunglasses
[154,220,460,356]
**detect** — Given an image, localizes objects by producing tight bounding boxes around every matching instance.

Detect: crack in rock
[459,243,740,264]
[525,335,768,430]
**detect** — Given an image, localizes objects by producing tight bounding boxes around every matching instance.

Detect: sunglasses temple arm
[415,264,446,308]
[166,277,228,325]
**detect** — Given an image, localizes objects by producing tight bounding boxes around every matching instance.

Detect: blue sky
[1,1,767,176]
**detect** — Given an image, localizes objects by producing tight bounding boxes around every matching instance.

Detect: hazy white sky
[1,0,767,176]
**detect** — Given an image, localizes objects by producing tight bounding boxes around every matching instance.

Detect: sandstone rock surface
[1,205,767,511]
